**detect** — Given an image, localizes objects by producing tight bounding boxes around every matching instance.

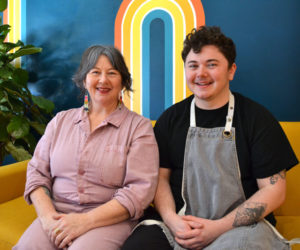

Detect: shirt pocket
[98,144,128,187]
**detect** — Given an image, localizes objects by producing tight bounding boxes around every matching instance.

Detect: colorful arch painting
[115,0,205,119]
[2,0,26,67]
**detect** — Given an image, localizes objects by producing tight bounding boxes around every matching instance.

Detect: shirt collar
[105,103,128,128]
[73,104,128,128]
[73,107,88,124]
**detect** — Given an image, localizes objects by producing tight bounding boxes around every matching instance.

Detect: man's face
[185,45,236,109]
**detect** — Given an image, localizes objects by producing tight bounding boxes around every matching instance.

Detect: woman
[14,45,159,250]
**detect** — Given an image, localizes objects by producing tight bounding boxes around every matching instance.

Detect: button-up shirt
[24,104,159,220]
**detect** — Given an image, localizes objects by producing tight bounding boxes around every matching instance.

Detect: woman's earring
[84,91,89,112]
[118,91,123,110]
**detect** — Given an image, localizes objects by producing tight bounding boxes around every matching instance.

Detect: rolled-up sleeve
[24,117,55,204]
[113,119,159,220]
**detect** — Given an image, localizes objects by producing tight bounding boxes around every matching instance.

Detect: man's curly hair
[181,26,236,68]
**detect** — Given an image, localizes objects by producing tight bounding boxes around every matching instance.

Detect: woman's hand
[164,213,196,238]
[50,213,91,249]
[39,212,60,238]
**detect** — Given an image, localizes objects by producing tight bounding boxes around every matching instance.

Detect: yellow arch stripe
[7,0,22,67]
[120,0,200,112]
[176,0,198,98]
[121,0,144,110]
[132,1,186,113]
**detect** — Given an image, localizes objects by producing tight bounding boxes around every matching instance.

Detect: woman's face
[84,55,123,110]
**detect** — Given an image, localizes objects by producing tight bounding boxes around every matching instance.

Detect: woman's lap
[14,218,134,250]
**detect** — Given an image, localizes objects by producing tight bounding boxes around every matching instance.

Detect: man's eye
[189,64,198,69]
[207,63,217,68]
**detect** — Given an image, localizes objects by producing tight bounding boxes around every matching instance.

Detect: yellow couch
[0,122,299,249]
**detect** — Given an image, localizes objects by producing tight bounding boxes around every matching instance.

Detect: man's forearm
[154,173,176,221]
[222,171,286,230]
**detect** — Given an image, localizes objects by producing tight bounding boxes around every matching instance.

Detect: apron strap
[190,98,196,127]
[190,91,235,132]
[286,238,300,246]
[223,92,235,137]
[264,219,300,246]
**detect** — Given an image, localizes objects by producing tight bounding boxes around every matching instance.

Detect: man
[122,26,298,249]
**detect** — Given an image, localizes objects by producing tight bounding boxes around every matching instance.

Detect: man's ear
[229,63,237,81]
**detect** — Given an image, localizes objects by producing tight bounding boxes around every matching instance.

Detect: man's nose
[197,65,207,77]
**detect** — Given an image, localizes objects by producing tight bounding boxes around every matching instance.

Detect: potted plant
[0,8,54,164]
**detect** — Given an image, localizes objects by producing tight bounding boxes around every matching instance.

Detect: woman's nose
[99,73,108,83]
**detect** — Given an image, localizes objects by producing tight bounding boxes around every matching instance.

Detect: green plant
[0,15,55,164]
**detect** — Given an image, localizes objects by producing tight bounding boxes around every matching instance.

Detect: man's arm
[154,168,193,236]
[176,170,286,249]
[230,170,286,227]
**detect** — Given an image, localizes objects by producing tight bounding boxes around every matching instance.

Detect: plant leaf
[0,118,9,141]
[11,46,42,60]
[32,95,55,114]
[0,90,7,103]
[8,98,25,114]
[0,0,8,12]
[22,133,37,154]
[1,40,24,52]
[4,141,32,161]
[30,121,46,135]
[0,67,13,80]
[0,104,10,112]
[7,116,30,139]
[13,68,29,87]
[0,24,10,43]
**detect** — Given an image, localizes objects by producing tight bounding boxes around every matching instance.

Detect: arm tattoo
[233,202,267,227]
[42,187,51,198]
[269,170,286,185]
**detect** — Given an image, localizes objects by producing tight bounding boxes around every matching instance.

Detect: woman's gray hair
[72,45,132,93]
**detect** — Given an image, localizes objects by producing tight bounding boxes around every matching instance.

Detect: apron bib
[141,93,293,249]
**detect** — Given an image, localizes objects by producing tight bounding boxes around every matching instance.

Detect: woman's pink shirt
[24,104,159,220]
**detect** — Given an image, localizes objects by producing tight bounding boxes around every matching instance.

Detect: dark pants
[121,225,172,250]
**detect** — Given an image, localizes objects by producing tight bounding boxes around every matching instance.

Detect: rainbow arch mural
[115,0,205,119]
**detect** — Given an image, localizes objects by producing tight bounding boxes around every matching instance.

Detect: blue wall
[25,0,122,113]
[6,0,300,121]
[202,0,300,121]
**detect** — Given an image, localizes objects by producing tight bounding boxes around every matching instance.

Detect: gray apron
[141,93,294,249]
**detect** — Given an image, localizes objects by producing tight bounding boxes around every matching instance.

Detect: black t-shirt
[154,92,298,225]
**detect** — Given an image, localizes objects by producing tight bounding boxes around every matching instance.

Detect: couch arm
[0,160,30,203]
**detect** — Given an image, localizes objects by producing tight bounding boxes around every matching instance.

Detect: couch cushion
[274,122,300,216]
[0,196,36,249]
[0,160,29,203]
[276,216,300,250]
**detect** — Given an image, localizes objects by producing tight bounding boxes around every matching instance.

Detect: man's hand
[50,213,91,249]
[175,215,225,250]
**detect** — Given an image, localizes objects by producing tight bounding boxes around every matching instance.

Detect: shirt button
[78,169,85,175]
[78,187,84,193]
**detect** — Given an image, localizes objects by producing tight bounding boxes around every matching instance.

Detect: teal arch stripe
[142,9,173,119]
[21,0,26,43]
